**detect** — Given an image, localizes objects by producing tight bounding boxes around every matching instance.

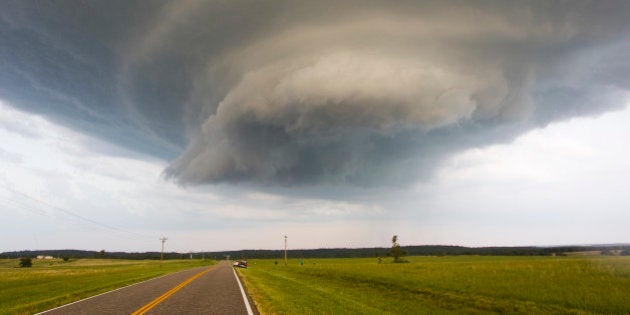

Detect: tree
[95,250,106,258]
[391,235,407,263]
[19,257,32,268]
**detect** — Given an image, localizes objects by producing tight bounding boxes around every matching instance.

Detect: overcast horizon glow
[1,1,629,253]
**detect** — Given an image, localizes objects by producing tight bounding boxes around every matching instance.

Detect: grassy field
[0,258,215,315]
[237,256,630,314]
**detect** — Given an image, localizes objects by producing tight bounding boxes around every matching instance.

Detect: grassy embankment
[237,256,630,314]
[0,258,215,315]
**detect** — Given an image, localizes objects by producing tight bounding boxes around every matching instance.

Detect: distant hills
[3,244,630,260]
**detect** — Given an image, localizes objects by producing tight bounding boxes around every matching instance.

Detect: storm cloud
[2,1,629,186]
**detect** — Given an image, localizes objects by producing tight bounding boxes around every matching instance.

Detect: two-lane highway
[38,261,255,314]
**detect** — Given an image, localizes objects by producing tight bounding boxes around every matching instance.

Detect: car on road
[233,260,248,268]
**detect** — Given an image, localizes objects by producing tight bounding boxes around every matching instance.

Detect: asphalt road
[38,260,255,315]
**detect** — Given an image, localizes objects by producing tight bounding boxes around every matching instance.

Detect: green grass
[237,256,630,314]
[0,258,215,315]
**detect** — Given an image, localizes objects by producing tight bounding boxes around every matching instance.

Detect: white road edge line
[34,267,206,315]
[232,267,254,315]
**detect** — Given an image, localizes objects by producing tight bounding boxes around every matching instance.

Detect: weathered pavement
[39,260,255,315]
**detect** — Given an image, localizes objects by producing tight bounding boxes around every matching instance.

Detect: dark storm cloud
[0,0,177,158]
[1,1,629,186]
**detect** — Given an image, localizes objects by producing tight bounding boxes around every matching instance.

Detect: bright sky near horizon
[2,99,629,252]
[1,1,629,252]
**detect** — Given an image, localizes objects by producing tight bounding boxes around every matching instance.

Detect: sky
[0,1,629,252]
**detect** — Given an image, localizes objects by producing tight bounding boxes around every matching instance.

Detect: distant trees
[391,235,407,263]
[4,245,630,260]
[19,257,32,268]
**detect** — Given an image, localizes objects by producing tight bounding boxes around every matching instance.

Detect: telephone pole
[284,235,288,265]
[159,237,168,262]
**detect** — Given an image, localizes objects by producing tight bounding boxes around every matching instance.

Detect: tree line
[3,245,630,260]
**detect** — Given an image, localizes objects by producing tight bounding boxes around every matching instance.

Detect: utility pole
[159,237,168,263]
[284,235,288,265]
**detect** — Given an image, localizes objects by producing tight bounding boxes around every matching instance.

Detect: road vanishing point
[37,260,255,315]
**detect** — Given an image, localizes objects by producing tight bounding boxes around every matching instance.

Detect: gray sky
[0,1,629,252]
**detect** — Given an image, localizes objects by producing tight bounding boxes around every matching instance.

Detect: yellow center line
[132,267,215,315]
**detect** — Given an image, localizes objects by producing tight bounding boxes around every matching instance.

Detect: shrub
[19,257,32,268]
[391,235,408,263]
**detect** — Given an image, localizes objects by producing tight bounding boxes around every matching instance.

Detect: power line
[0,197,147,244]
[0,195,49,217]
[0,184,155,240]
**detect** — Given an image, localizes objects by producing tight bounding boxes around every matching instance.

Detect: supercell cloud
[1,1,629,186]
